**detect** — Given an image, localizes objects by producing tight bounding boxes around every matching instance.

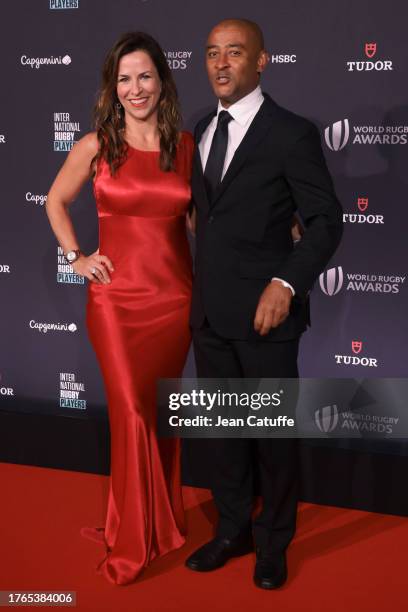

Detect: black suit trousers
[193,319,300,554]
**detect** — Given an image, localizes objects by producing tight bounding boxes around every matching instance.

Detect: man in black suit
[185,18,343,588]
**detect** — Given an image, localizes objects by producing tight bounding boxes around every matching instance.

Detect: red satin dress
[82,131,193,585]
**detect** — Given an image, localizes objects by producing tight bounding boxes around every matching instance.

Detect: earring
[116,102,122,120]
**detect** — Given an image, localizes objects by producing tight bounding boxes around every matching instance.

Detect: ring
[91,267,97,275]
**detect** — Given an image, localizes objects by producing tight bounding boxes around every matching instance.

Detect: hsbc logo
[346,42,393,72]
[319,266,405,295]
[315,405,339,433]
[343,197,384,224]
[335,341,378,368]
[324,119,349,151]
[269,54,297,63]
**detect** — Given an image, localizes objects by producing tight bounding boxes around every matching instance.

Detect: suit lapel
[210,94,278,208]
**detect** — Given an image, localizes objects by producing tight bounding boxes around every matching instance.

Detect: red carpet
[0,461,405,611]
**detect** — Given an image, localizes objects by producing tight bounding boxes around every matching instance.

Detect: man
[185,19,343,588]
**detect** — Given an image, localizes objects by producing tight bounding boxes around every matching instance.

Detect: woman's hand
[72,249,114,284]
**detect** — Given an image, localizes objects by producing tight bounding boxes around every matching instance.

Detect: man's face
[205,23,268,107]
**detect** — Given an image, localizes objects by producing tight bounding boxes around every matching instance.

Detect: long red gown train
[82,131,194,585]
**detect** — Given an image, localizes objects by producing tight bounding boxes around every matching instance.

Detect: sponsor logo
[325,119,349,151]
[346,42,393,72]
[0,265,11,273]
[315,405,338,433]
[269,54,297,63]
[324,118,407,150]
[365,42,377,58]
[164,51,192,70]
[315,402,399,435]
[343,197,384,224]
[352,340,362,354]
[54,112,81,151]
[59,372,86,410]
[319,266,405,295]
[21,55,71,69]
[0,373,14,397]
[319,266,343,296]
[29,320,78,333]
[0,135,5,143]
[334,341,378,368]
[26,192,47,207]
[357,197,368,212]
[50,0,79,8]
[57,246,84,284]
[340,411,399,435]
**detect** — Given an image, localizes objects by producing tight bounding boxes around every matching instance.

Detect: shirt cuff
[271,277,295,296]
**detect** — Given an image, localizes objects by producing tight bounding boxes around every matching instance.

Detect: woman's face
[116,50,162,122]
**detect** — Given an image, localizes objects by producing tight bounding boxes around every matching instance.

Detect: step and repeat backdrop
[0,1,407,458]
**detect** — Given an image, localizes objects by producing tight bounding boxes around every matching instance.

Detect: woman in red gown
[45,32,193,585]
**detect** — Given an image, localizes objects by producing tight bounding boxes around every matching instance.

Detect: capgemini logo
[62,55,71,65]
[68,323,77,332]
[324,119,350,151]
[315,405,339,433]
[319,266,344,296]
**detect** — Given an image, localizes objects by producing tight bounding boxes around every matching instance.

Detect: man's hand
[254,280,293,336]
[186,207,196,236]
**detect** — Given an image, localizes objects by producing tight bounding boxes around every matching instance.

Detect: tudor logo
[352,341,362,354]
[365,43,377,59]
[315,405,339,433]
[357,197,368,212]
[324,119,350,151]
[319,266,344,296]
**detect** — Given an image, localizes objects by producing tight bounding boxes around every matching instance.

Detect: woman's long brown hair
[92,31,182,176]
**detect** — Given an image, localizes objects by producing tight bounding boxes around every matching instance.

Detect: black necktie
[204,110,232,202]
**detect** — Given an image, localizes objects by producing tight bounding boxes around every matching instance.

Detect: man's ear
[257,50,270,74]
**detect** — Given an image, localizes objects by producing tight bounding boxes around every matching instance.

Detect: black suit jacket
[190,92,343,341]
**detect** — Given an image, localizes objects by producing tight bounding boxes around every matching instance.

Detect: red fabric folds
[83,132,194,585]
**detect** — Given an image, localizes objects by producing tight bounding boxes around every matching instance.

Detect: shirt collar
[216,85,264,127]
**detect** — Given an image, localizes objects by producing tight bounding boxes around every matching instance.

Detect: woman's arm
[45,132,114,284]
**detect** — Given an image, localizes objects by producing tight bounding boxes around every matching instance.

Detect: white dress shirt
[199,85,264,179]
[198,85,295,296]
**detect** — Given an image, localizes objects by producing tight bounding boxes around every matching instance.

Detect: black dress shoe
[253,547,287,589]
[185,533,254,572]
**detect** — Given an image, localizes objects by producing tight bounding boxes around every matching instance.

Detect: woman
[45,31,194,585]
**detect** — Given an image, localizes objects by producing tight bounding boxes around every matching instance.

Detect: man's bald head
[210,19,265,53]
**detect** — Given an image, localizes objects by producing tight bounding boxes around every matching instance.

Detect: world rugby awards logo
[315,405,339,433]
[325,119,349,151]
[319,266,343,296]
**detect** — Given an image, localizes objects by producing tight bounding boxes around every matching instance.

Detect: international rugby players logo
[315,405,339,433]
[324,119,350,151]
[319,266,344,296]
